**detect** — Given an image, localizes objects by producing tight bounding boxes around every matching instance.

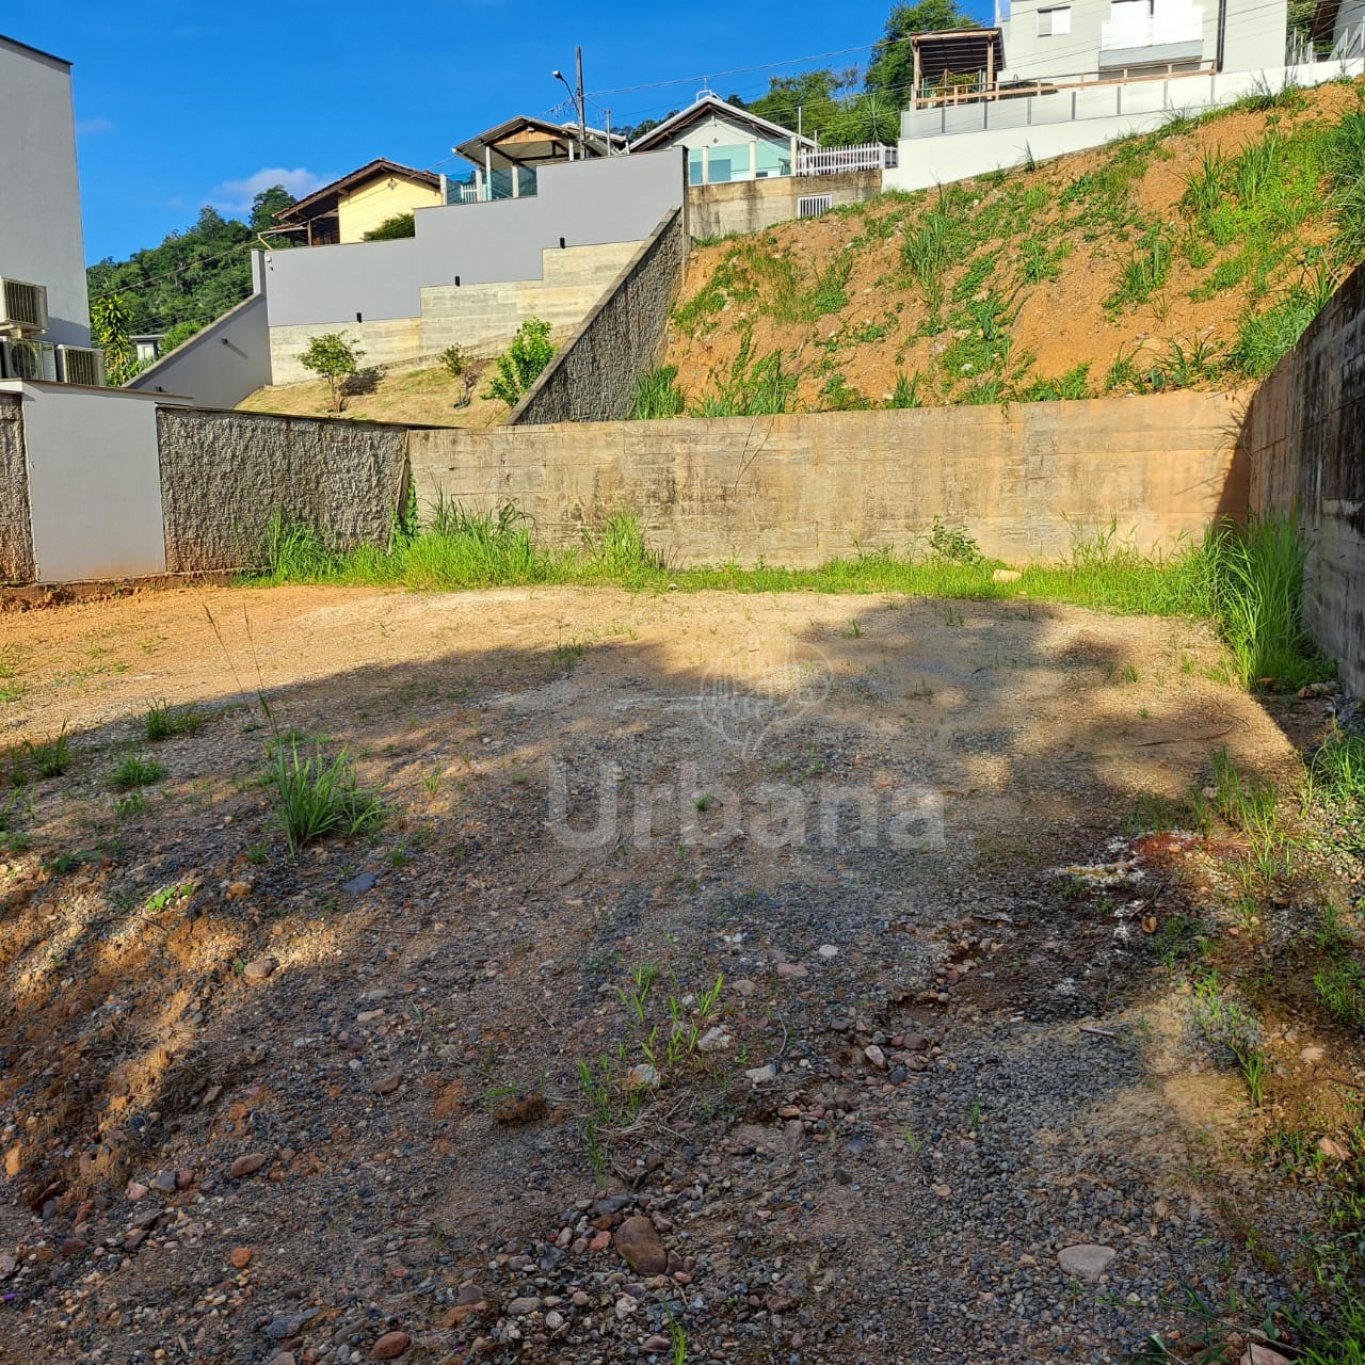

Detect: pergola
[911,28,1007,107]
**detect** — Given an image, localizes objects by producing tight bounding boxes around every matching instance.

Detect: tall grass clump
[269,739,384,852]
[1205,515,1324,689]
[632,365,687,420]
[390,499,557,589]
[582,512,666,583]
[692,339,798,417]
[1327,107,1365,262]
[264,514,341,583]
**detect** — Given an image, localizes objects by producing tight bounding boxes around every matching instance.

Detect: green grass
[145,700,208,742]
[631,365,687,420]
[24,730,71,779]
[251,505,1325,695]
[112,755,165,791]
[675,83,1365,408]
[268,739,384,853]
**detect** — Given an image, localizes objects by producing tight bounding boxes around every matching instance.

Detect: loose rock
[1058,1244,1116,1282]
[615,1216,668,1274]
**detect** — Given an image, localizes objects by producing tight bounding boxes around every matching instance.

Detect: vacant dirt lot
[0,585,1347,1364]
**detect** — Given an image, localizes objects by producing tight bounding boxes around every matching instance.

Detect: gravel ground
[0,585,1348,1364]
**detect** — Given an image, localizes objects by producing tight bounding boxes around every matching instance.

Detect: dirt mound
[666,78,1365,412]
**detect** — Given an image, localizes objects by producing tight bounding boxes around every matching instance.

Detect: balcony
[1100,1,1205,61]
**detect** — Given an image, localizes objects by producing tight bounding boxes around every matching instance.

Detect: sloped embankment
[662,78,1365,414]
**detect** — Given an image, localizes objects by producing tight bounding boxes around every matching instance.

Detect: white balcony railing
[797,144,899,176]
[1100,2,1204,52]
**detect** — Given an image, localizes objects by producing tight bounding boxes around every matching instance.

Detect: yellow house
[273,159,442,246]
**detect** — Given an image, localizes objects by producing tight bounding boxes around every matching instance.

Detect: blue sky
[8,0,988,264]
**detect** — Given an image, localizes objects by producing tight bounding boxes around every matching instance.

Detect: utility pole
[575,46,587,158]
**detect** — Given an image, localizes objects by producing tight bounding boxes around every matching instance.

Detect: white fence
[797,144,898,176]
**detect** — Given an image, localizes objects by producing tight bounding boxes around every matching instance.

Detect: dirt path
[0,586,1328,1363]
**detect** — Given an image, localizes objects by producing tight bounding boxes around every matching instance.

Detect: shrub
[483,318,555,406]
[298,333,365,412]
[363,213,416,240]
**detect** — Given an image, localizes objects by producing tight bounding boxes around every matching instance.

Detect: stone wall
[157,407,410,573]
[508,210,689,427]
[0,392,35,583]
[1240,259,1365,696]
[412,389,1245,565]
[687,170,883,240]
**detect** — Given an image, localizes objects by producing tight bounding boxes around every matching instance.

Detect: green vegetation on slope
[254,507,1326,692]
[665,80,1365,414]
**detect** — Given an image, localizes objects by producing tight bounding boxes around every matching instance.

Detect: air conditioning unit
[0,278,50,335]
[56,344,106,387]
[0,337,58,382]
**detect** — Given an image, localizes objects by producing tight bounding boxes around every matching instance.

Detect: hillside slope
[662,78,1365,413]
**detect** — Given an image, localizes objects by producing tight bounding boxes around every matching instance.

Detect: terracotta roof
[274,159,440,223]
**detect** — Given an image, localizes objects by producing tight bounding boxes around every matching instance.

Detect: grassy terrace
[258,507,1327,694]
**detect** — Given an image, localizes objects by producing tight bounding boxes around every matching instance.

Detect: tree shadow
[0,588,1311,1360]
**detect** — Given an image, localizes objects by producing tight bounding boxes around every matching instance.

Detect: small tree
[299,333,364,413]
[440,344,476,408]
[91,292,137,385]
[483,318,555,407]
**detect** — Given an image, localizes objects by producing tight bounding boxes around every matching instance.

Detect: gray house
[0,33,91,350]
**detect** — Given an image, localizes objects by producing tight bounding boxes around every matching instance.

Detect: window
[1037,5,1072,35]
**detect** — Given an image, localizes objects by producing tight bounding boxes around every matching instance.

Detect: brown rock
[229,1152,269,1179]
[644,1336,671,1353]
[125,1180,150,1201]
[440,1304,483,1328]
[226,880,254,900]
[243,956,277,982]
[776,962,808,979]
[230,1246,253,1269]
[371,1331,411,1359]
[615,1216,668,1275]
[373,1074,402,1096]
[123,1228,147,1252]
[1240,1347,1291,1365]
[492,1092,547,1126]
[0,1252,14,1279]
[1318,1137,1349,1161]
[456,1284,485,1305]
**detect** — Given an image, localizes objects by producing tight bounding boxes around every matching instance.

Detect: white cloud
[209,167,331,212]
[76,116,115,136]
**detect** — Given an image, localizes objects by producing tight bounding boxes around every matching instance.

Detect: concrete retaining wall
[128,289,271,410]
[265,241,641,386]
[157,407,409,573]
[414,389,1245,565]
[687,171,883,240]
[0,392,35,583]
[1241,260,1365,696]
[509,210,689,427]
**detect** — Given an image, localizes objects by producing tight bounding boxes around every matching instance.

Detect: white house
[884,0,1364,192]
[629,93,816,187]
[0,34,92,358]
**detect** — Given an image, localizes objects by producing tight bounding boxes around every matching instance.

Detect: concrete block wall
[266,241,640,386]
[1241,260,1365,696]
[414,389,1245,564]
[510,210,689,427]
[0,392,35,583]
[687,171,883,241]
[269,318,424,388]
[157,407,410,574]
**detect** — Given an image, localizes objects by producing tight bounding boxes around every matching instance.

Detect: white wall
[4,381,168,580]
[0,36,90,346]
[128,289,271,410]
[889,58,1361,192]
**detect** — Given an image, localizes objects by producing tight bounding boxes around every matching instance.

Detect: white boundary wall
[886,59,1365,193]
[0,380,176,580]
